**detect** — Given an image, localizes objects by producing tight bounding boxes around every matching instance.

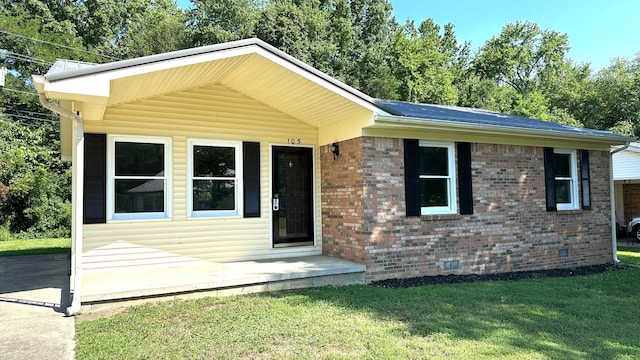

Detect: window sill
[556,209,583,215]
[419,213,461,221]
[188,213,242,220]
[107,216,171,223]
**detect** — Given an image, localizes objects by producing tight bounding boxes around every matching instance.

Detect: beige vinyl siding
[82,84,322,273]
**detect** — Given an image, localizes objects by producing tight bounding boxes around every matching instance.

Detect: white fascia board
[45,77,110,99]
[374,114,634,145]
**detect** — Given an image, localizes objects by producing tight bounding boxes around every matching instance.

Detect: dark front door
[272,146,314,246]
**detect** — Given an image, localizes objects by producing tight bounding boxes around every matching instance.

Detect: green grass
[76,268,640,359]
[0,238,71,256]
[617,246,640,265]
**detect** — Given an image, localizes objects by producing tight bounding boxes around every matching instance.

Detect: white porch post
[68,114,84,315]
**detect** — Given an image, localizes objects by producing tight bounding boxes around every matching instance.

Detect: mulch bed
[371,263,627,288]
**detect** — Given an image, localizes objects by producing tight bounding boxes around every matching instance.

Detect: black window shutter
[243,142,261,218]
[404,139,420,216]
[457,142,473,215]
[580,150,591,210]
[83,133,107,224]
[543,147,557,212]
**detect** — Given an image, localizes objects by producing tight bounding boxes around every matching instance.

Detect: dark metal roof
[46,60,97,76]
[374,99,629,140]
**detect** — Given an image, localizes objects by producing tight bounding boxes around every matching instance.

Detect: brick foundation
[321,137,613,282]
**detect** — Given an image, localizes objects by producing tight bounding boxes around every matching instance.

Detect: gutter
[374,114,633,145]
[610,142,631,264]
[33,76,84,316]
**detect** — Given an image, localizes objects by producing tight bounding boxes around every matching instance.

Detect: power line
[1,88,39,96]
[2,50,54,66]
[1,112,58,123]
[0,29,121,62]
[9,109,55,117]
[0,118,40,128]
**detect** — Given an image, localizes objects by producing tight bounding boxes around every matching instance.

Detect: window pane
[115,142,164,176]
[555,179,571,204]
[420,178,449,207]
[193,146,235,177]
[193,180,235,211]
[115,179,164,213]
[419,147,448,176]
[553,153,571,177]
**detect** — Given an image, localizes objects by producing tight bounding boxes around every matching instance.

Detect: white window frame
[107,135,172,222]
[188,139,243,218]
[554,149,579,211]
[419,141,457,215]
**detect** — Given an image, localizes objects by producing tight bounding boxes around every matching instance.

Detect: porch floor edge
[80,255,366,304]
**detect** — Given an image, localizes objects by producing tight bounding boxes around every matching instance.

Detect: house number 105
[287,138,301,144]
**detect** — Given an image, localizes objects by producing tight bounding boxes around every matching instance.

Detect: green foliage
[0,226,10,241]
[189,0,260,46]
[580,56,640,138]
[0,116,71,238]
[473,21,570,95]
[115,0,189,58]
[512,91,548,120]
[388,19,463,105]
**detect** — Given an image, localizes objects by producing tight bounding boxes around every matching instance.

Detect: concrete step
[80,255,365,312]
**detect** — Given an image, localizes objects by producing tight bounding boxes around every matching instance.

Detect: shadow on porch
[80,255,366,312]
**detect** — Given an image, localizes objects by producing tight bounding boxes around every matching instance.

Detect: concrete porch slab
[80,255,366,306]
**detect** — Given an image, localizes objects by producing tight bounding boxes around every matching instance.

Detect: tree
[387,18,467,104]
[115,0,189,58]
[188,0,260,46]
[579,56,640,137]
[473,21,570,96]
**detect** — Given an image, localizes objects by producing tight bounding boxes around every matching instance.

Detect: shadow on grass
[0,247,70,257]
[264,268,640,359]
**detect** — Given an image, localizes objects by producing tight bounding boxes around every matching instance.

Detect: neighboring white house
[613,142,640,226]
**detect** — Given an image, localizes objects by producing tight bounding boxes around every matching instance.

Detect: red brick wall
[320,138,366,263]
[321,137,614,282]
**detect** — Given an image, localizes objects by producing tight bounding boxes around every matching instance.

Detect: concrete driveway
[0,254,75,360]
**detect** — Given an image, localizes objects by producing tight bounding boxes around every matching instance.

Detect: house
[32,38,633,314]
[613,142,640,236]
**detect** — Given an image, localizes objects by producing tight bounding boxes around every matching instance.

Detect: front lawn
[0,238,71,257]
[76,267,640,359]
[618,246,640,265]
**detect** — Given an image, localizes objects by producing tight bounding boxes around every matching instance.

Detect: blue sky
[177,0,639,71]
[391,0,640,71]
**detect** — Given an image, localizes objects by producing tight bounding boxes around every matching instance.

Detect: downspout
[610,142,630,264]
[35,90,84,316]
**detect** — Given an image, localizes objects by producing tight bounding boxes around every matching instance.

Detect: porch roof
[34,38,384,128]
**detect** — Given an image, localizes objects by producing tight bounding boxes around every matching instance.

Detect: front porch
[80,255,366,312]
